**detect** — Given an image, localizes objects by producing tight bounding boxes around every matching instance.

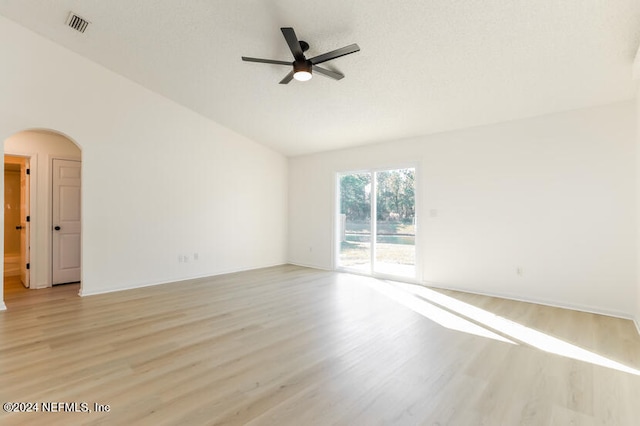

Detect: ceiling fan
[242,27,360,84]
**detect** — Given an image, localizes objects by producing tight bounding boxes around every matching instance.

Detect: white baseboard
[421,280,634,322]
[287,261,332,271]
[634,317,640,337]
[79,262,288,297]
[0,300,6,311]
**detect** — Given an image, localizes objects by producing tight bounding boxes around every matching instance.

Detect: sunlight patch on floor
[365,279,515,344]
[392,282,640,376]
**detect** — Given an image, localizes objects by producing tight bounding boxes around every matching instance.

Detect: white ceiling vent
[66,12,90,33]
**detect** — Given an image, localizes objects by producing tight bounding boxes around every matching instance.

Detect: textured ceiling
[1,0,639,156]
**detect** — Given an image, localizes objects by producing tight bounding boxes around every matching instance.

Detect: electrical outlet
[516,267,523,276]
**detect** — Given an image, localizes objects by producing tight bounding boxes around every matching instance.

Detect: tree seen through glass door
[338,172,371,272]
[374,168,415,277]
[338,168,415,278]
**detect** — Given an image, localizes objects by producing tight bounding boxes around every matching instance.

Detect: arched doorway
[3,129,82,308]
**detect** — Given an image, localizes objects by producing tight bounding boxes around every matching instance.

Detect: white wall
[289,101,637,318]
[0,16,287,301]
[4,131,81,288]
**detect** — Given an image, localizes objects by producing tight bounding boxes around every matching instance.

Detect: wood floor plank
[2,265,640,425]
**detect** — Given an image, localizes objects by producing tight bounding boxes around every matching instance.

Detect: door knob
[16,225,22,230]
[54,226,61,231]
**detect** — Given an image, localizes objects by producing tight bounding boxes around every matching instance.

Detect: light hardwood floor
[3,275,80,309]
[1,265,639,425]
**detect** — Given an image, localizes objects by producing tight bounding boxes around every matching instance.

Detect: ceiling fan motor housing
[293,60,312,74]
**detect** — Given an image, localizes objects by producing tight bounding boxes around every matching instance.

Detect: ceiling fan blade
[242,56,292,66]
[309,43,360,65]
[312,65,344,80]
[279,70,295,84]
[281,27,304,60]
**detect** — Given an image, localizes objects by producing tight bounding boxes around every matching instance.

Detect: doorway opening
[2,130,82,308]
[4,155,30,287]
[337,167,417,280]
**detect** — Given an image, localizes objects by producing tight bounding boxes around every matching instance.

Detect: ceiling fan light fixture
[293,70,312,81]
[293,61,312,81]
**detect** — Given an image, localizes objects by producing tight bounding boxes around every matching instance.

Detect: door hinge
[26,168,30,175]
[26,216,30,222]
[26,263,30,270]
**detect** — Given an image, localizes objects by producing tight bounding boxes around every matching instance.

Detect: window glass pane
[338,172,371,272]
[374,168,415,277]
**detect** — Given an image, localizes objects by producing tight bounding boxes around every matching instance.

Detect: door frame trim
[4,153,36,289]
[334,164,420,283]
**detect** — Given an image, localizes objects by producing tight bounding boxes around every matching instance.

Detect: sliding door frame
[334,164,420,283]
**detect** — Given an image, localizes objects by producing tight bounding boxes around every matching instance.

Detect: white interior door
[52,159,81,285]
[19,159,30,288]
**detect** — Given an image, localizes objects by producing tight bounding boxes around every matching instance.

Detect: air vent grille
[66,12,90,33]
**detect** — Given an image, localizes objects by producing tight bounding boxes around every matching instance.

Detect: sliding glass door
[374,169,416,277]
[337,172,372,273]
[338,168,416,279]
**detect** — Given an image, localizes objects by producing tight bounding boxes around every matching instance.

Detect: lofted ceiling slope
[1,0,639,156]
